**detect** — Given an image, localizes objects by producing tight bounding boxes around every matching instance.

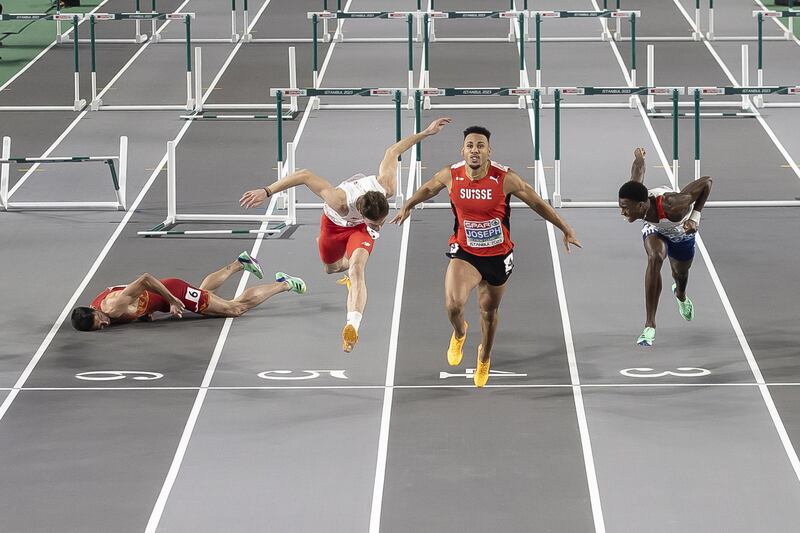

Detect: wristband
[689,210,701,224]
[264,187,272,198]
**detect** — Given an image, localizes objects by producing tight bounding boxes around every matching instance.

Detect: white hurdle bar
[1,136,128,211]
[138,139,293,237]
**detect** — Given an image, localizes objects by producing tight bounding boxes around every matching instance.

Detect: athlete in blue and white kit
[618,148,713,347]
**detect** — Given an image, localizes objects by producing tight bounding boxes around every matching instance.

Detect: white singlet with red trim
[642,186,693,242]
[322,173,386,228]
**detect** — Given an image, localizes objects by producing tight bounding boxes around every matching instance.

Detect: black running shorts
[446,243,514,286]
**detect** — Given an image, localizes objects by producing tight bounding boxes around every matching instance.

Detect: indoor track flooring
[1,0,800,532]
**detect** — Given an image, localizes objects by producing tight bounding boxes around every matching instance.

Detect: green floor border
[0,0,106,88]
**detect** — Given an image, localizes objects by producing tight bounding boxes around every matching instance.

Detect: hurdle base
[552,193,562,208]
[74,99,87,112]
[90,97,103,112]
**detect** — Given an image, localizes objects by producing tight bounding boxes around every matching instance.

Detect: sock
[347,311,363,332]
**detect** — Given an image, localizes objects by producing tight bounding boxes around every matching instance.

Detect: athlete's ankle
[346,311,363,332]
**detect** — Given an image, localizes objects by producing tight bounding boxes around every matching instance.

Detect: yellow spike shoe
[336,275,351,291]
[474,345,491,388]
[446,322,468,366]
[342,324,358,353]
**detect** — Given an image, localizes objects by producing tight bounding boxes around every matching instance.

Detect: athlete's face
[618,198,648,222]
[364,215,387,232]
[462,134,491,170]
[92,310,112,331]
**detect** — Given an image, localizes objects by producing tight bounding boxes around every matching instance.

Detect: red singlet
[448,160,513,257]
[90,278,209,321]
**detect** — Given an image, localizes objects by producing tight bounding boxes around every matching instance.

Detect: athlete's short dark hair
[463,125,491,141]
[71,307,97,331]
[357,191,389,221]
[618,181,649,202]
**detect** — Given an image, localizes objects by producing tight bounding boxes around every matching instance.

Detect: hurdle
[752,11,800,98]
[58,0,149,44]
[530,9,640,87]
[137,138,292,237]
[407,87,544,208]
[707,6,798,41]
[548,87,684,208]
[0,13,85,111]
[309,11,416,96]
[189,47,299,116]
[88,12,197,111]
[690,86,800,185]
[425,6,523,44]
[269,88,406,206]
[646,44,753,112]
[152,0,240,43]
[420,12,527,108]
[1,136,128,211]
[307,9,418,44]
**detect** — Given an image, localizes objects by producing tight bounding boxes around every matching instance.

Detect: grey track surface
[2,0,800,531]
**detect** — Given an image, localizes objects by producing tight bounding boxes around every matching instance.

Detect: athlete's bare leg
[324,257,349,274]
[444,259,482,338]
[340,248,369,352]
[476,281,506,363]
[346,248,369,314]
[202,281,289,317]
[643,234,667,328]
[669,256,693,301]
[199,260,243,293]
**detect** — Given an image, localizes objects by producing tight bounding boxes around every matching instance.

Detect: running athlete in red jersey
[70,252,306,331]
[240,117,451,353]
[392,125,581,387]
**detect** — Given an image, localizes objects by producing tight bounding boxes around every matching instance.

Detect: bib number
[184,287,201,312]
[463,218,504,248]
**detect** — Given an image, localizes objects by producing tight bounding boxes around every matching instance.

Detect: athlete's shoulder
[490,161,509,172]
[450,161,466,170]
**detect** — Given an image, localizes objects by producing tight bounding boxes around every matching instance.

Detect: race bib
[184,286,201,312]
[463,218,504,248]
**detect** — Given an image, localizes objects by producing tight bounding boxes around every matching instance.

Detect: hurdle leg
[71,17,86,112]
[185,17,194,111]
[118,136,128,211]
[692,0,702,40]
[614,0,621,40]
[230,0,241,42]
[707,0,715,40]
[694,90,701,181]
[151,0,159,42]
[289,47,298,113]
[741,44,750,110]
[672,89,679,187]
[553,90,561,207]
[90,16,102,111]
[194,48,203,112]
[1,137,10,210]
[135,0,148,43]
[243,0,252,42]
[756,14,764,108]
[646,45,655,112]
[167,140,177,225]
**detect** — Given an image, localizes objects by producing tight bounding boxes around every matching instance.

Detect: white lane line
[10,381,800,392]
[598,0,800,488]
[368,1,426,527]
[144,3,352,529]
[7,0,195,199]
[672,0,800,483]
[0,0,111,93]
[517,13,607,533]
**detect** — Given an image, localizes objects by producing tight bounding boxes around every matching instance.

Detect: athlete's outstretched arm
[630,147,646,183]
[376,117,451,195]
[676,175,712,234]
[505,171,582,252]
[117,274,185,317]
[239,169,345,210]
[389,166,451,225]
